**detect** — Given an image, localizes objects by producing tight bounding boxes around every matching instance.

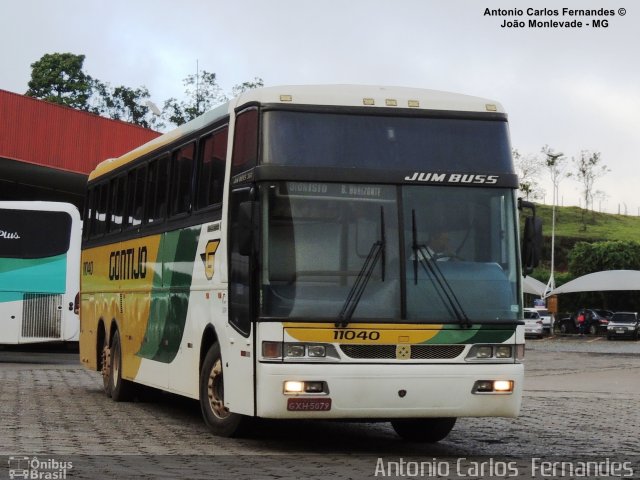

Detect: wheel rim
[112,340,120,388]
[207,358,229,419]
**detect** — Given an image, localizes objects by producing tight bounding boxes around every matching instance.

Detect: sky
[1,0,638,215]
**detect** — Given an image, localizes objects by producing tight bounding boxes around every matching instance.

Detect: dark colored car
[607,312,640,340]
[558,309,613,335]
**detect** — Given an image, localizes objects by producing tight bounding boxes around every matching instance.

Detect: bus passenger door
[223,187,256,416]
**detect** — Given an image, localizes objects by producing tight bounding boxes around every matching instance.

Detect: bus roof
[233,84,504,113]
[0,200,80,220]
[89,85,505,181]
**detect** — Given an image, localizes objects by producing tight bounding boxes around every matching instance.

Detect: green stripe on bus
[137,227,200,363]
[420,325,515,344]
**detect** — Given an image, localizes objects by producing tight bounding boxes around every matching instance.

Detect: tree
[162,70,227,126]
[231,77,264,97]
[162,72,265,127]
[92,82,163,130]
[573,150,609,212]
[569,240,640,277]
[26,53,94,110]
[25,53,263,130]
[512,148,543,200]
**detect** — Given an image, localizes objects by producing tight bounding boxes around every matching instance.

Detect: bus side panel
[79,291,97,370]
[168,222,225,399]
[0,297,22,344]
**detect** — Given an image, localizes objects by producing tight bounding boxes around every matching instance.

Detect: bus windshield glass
[262,110,512,172]
[261,182,519,323]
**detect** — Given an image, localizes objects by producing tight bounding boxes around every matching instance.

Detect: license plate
[287,397,332,411]
[616,329,625,334]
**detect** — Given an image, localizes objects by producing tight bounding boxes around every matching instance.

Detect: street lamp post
[545,152,564,298]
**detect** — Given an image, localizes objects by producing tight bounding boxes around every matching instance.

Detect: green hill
[523,203,640,273]
[533,203,640,242]
[526,203,640,312]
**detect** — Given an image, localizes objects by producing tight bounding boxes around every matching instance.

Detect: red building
[0,89,160,208]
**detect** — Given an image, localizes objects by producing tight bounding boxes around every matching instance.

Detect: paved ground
[1,336,639,479]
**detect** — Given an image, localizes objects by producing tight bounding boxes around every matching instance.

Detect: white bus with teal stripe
[0,201,81,344]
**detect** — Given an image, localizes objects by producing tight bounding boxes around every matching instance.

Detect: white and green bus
[80,85,540,441]
[1,201,81,344]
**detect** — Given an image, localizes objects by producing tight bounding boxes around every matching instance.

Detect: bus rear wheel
[391,417,456,442]
[200,343,251,437]
[101,336,111,397]
[108,330,134,402]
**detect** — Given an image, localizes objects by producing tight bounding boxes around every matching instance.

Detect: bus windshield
[260,182,519,323]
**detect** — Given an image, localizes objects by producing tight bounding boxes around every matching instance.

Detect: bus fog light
[495,346,512,358]
[493,380,514,392]
[307,345,326,357]
[473,380,494,393]
[304,381,325,393]
[284,381,304,394]
[285,344,305,357]
[472,380,514,394]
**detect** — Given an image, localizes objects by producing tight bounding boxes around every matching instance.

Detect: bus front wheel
[391,417,456,442]
[199,343,251,437]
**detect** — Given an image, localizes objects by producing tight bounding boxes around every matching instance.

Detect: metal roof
[0,89,160,175]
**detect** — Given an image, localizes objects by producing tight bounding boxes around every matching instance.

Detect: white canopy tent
[522,276,547,296]
[551,270,640,295]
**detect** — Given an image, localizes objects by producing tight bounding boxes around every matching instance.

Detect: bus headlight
[285,344,305,357]
[466,344,516,362]
[495,346,512,358]
[307,345,326,357]
[261,342,339,361]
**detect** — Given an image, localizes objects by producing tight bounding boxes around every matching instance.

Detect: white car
[534,308,554,334]
[523,308,544,339]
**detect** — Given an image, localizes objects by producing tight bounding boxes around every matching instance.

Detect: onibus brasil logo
[7,456,73,479]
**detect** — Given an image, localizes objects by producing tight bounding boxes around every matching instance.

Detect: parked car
[523,308,544,339]
[534,308,554,334]
[557,309,613,335]
[606,312,640,340]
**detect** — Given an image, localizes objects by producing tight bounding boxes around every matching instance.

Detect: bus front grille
[21,294,63,338]
[339,344,465,360]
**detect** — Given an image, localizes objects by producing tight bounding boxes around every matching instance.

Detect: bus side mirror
[519,199,542,275]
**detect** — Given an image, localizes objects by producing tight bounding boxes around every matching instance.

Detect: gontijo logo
[109,246,147,280]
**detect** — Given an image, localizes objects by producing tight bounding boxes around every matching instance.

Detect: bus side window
[109,175,126,233]
[196,127,228,209]
[170,142,195,216]
[91,182,109,237]
[231,109,258,178]
[83,187,94,241]
[146,156,169,224]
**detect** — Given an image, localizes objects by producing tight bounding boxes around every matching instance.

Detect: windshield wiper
[411,209,471,328]
[336,207,386,328]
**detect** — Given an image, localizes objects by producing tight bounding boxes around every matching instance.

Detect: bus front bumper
[255,362,523,419]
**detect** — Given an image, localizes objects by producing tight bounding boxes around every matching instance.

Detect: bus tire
[101,334,111,398]
[391,417,456,442]
[109,330,134,402]
[200,342,251,437]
